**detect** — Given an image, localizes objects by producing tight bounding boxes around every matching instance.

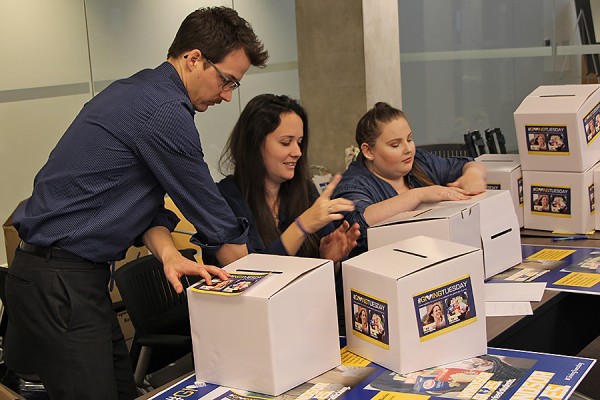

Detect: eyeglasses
[204,57,241,92]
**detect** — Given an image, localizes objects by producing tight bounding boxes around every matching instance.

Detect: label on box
[413,275,477,342]
[189,272,268,295]
[487,183,501,190]
[589,184,595,214]
[525,126,569,154]
[350,289,389,349]
[530,186,571,217]
[583,99,600,145]
[518,177,524,206]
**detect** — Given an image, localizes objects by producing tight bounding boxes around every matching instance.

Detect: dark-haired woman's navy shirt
[332,149,472,256]
[203,176,335,266]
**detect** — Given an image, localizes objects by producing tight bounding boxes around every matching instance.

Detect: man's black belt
[19,241,92,263]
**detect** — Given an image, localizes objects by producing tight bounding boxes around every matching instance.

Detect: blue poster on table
[148,345,594,400]
[487,244,600,295]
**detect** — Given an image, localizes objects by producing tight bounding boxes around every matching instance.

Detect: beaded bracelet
[294,217,310,237]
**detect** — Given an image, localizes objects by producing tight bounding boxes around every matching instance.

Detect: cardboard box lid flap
[224,253,330,298]
[373,204,475,228]
[476,154,520,164]
[345,236,480,279]
[477,160,521,172]
[529,84,600,98]
[516,84,600,114]
[372,208,432,227]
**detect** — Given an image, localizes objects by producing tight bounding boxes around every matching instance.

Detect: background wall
[398,0,581,151]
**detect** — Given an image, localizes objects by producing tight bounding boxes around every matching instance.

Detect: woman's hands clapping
[320,220,360,262]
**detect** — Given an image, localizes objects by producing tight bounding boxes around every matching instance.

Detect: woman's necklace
[270,198,280,225]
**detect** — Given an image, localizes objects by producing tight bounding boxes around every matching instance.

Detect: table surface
[137,232,600,399]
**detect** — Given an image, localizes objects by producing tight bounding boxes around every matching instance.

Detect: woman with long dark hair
[206,94,360,265]
[333,102,487,256]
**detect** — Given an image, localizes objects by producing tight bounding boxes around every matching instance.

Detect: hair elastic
[294,217,310,237]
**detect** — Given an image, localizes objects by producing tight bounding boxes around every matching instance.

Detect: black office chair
[419,143,470,158]
[113,248,200,388]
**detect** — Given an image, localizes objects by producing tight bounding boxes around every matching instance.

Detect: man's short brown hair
[167,6,269,67]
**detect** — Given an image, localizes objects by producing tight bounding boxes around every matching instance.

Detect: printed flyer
[583,99,600,145]
[147,345,595,400]
[530,186,571,217]
[413,275,477,341]
[525,125,569,154]
[488,244,600,295]
[189,272,268,295]
[350,289,389,349]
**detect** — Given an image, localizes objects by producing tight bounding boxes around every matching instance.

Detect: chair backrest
[419,143,470,158]
[113,249,200,338]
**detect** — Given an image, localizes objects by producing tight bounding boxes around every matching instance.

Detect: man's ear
[360,143,373,161]
[184,49,203,69]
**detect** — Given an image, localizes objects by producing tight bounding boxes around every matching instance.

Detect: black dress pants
[5,248,137,400]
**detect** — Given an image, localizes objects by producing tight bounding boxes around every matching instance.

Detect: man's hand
[162,251,230,294]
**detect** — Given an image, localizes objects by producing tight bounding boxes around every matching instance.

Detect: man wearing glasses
[6,6,268,400]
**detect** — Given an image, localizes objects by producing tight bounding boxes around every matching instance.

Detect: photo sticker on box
[350,289,389,349]
[189,272,268,296]
[589,184,595,213]
[531,186,571,217]
[525,126,569,154]
[583,99,600,145]
[413,275,477,342]
[518,177,524,206]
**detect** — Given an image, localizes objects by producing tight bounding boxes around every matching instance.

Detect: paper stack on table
[484,281,546,317]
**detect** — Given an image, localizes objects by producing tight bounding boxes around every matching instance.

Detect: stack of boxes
[367,190,522,279]
[514,84,600,233]
[475,154,524,228]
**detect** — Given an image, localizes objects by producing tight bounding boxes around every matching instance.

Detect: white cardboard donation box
[476,154,524,227]
[523,163,598,234]
[343,236,487,374]
[368,203,482,252]
[445,190,522,278]
[188,254,341,396]
[368,190,521,278]
[514,84,600,172]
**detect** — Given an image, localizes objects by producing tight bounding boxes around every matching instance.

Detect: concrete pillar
[296,0,402,174]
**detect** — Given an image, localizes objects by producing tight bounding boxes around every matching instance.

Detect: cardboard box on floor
[2,201,25,267]
[188,253,341,396]
[0,383,26,400]
[514,84,600,172]
[116,308,135,341]
[164,196,201,253]
[476,154,524,227]
[524,162,598,233]
[343,236,487,374]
